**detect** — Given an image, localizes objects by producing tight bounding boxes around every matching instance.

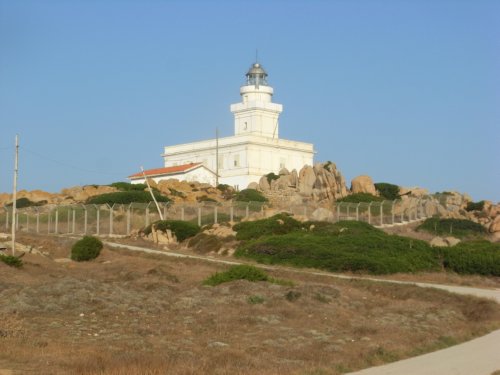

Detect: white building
[130,62,314,189]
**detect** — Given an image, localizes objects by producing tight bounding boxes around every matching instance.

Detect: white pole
[215,128,219,187]
[11,135,19,255]
[141,166,163,220]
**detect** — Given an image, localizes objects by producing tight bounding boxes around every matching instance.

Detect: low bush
[0,253,23,268]
[6,197,46,208]
[71,236,103,261]
[196,195,217,203]
[235,189,268,203]
[235,222,440,275]
[374,183,400,200]
[109,182,151,192]
[417,218,486,238]
[143,220,200,242]
[188,233,222,253]
[247,295,265,304]
[439,241,500,276]
[465,201,485,212]
[233,213,303,240]
[87,191,171,205]
[203,265,269,286]
[337,193,383,203]
[265,172,280,184]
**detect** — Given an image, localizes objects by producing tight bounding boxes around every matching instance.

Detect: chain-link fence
[0,196,446,237]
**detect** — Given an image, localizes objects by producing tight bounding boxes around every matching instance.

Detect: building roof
[128,163,202,179]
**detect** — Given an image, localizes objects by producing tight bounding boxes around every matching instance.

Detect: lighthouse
[130,62,315,190]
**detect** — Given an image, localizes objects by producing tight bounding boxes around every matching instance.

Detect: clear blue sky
[1,0,499,202]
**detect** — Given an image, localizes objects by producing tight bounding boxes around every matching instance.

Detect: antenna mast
[215,128,219,187]
[11,135,19,255]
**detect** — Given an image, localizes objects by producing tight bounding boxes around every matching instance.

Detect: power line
[22,147,129,177]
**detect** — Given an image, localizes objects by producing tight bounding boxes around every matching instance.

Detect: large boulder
[298,165,316,196]
[311,207,334,222]
[489,215,500,234]
[351,175,377,195]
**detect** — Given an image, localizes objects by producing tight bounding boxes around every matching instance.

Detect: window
[233,154,240,167]
[280,158,286,169]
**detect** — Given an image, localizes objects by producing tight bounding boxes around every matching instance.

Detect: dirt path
[104,240,500,375]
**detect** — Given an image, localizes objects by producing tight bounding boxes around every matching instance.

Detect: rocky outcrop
[351,175,377,195]
[153,179,232,203]
[430,236,461,247]
[255,162,348,206]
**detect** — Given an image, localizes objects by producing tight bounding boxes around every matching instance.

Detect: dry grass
[0,233,499,375]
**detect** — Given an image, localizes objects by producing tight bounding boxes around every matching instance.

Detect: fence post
[15,211,19,231]
[55,209,59,234]
[198,207,202,227]
[145,205,150,227]
[356,203,360,221]
[109,204,113,236]
[25,213,29,233]
[181,206,185,221]
[72,209,76,234]
[36,208,40,233]
[245,204,249,219]
[126,204,131,236]
[368,202,372,225]
[163,204,167,220]
[230,205,234,222]
[380,201,384,226]
[96,206,100,235]
[66,209,70,234]
[346,204,350,220]
[392,201,396,225]
[5,211,8,231]
[84,206,88,234]
[214,206,218,224]
[48,211,51,234]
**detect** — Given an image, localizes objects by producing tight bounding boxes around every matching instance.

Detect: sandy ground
[0,233,499,374]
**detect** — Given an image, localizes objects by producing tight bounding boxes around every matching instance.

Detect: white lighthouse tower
[231,63,283,138]
[130,62,315,189]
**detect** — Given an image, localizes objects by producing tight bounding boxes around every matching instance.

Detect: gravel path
[104,240,500,375]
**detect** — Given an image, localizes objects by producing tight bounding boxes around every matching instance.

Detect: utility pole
[215,127,219,187]
[141,166,163,220]
[11,135,19,255]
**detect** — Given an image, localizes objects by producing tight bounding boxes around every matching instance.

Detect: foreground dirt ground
[1,233,500,375]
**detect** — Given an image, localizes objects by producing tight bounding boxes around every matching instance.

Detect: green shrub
[247,295,265,304]
[188,233,222,253]
[0,253,23,268]
[109,182,151,192]
[143,220,200,242]
[197,195,217,203]
[466,201,485,212]
[374,183,400,200]
[217,184,231,192]
[235,189,268,202]
[233,213,302,240]
[203,265,269,286]
[285,290,301,302]
[439,241,500,276]
[87,191,171,205]
[265,172,280,184]
[6,197,45,208]
[235,223,440,275]
[417,218,486,238]
[71,236,103,261]
[337,193,383,203]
